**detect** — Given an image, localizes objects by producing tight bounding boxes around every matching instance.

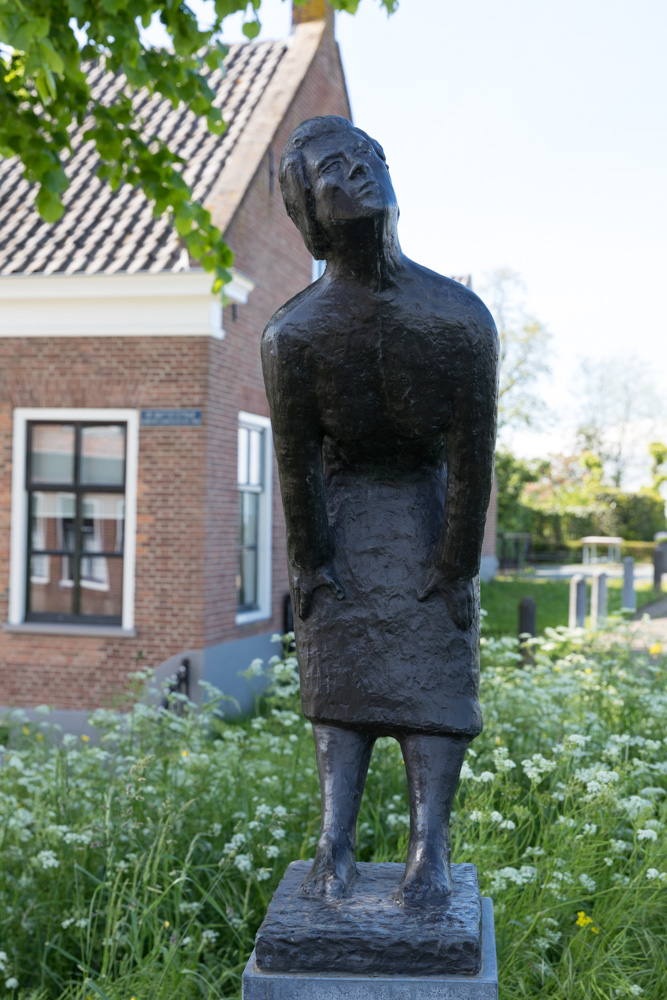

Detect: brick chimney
[292,0,334,32]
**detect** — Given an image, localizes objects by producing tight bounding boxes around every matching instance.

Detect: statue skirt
[292,466,483,738]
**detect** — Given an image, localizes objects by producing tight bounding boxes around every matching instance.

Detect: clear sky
[152,0,667,461]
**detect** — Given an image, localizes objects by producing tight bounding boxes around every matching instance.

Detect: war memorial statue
[244,116,500,993]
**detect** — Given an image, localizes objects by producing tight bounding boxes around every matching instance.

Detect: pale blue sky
[151,0,667,460]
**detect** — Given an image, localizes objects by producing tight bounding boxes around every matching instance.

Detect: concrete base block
[243,896,498,1000]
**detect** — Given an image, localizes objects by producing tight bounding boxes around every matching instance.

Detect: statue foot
[397,854,453,905]
[300,839,357,899]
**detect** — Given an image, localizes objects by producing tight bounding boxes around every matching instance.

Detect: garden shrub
[0,630,666,999]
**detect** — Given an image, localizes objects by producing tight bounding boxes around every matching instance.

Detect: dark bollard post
[654,549,663,593]
[518,596,536,665]
[622,557,636,612]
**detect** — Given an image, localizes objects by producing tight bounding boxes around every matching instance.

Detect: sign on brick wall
[141,409,203,427]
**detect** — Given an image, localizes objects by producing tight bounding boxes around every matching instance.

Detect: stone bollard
[654,549,663,593]
[518,596,536,665]
[591,573,607,629]
[622,557,636,612]
[568,574,587,629]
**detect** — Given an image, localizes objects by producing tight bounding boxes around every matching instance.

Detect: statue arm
[418,323,499,625]
[262,326,342,617]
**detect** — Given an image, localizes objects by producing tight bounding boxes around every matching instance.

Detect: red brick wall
[0,338,209,709]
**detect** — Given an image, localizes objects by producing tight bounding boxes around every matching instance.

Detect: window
[9,409,139,631]
[236,412,272,624]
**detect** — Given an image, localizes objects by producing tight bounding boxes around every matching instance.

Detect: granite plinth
[254,861,483,977]
[244,896,497,1000]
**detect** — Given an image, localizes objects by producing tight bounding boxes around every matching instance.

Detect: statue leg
[301,723,375,899]
[397,732,470,904]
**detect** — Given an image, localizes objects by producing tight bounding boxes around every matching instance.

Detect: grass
[1,630,666,1000]
[481,574,659,636]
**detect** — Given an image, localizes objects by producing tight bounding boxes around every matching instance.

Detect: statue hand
[292,564,345,620]
[417,569,476,631]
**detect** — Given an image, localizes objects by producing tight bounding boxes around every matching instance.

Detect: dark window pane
[80,425,125,485]
[79,555,123,618]
[239,492,259,547]
[28,556,73,615]
[30,492,76,552]
[30,425,75,484]
[238,548,258,609]
[81,494,125,553]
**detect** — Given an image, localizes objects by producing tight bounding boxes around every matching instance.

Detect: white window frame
[8,408,139,631]
[235,411,273,626]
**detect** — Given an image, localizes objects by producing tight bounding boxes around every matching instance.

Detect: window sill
[235,609,271,627]
[3,622,137,638]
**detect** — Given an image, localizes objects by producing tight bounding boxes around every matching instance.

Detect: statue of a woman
[262,116,499,904]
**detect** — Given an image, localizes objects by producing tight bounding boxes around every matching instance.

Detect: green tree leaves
[2,0,399,290]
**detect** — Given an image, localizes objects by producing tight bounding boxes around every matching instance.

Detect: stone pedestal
[243,896,498,1000]
[242,861,498,999]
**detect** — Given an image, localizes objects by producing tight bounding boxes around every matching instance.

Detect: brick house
[0,1,351,726]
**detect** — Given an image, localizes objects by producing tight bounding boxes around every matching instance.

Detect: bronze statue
[262,116,499,905]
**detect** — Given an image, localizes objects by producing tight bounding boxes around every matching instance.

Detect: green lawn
[481,574,659,636]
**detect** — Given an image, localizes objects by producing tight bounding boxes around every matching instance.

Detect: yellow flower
[576,910,599,933]
[22,726,30,735]
[36,732,44,743]
[164,920,170,929]
[584,667,592,674]
[81,734,90,742]
[181,750,188,758]
[649,642,663,656]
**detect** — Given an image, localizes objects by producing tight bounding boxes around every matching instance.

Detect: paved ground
[627,597,667,650]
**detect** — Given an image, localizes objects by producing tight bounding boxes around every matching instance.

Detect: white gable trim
[0,269,255,339]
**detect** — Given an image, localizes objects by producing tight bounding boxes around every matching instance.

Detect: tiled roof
[0,40,287,277]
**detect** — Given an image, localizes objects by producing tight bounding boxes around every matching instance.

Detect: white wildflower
[637,828,658,841]
[256,868,272,881]
[201,929,219,944]
[477,771,495,783]
[490,811,503,823]
[4,978,18,990]
[264,845,280,859]
[234,854,253,873]
[582,823,598,836]
[36,849,59,870]
[579,873,596,892]
[499,819,516,830]
[645,868,661,880]
[521,754,556,783]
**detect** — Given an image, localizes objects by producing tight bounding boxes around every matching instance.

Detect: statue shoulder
[409,263,499,347]
[261,284,320,361]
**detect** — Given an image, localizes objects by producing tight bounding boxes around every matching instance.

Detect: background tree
[480,268,552,434]
[574,355,666,489]
[649,441,667,493]
[0,0,397,291]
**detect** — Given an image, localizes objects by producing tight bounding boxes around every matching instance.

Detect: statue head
[279,116,398,260]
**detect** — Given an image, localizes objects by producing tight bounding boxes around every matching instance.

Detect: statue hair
[279,116,388,259]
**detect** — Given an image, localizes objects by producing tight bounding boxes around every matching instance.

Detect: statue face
[304,131,398,231]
